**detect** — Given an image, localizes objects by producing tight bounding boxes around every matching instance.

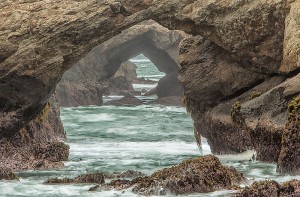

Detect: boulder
[0,167,19,180]
[234,180,300,197]
[45,173,105,184]
[106,155,244,195]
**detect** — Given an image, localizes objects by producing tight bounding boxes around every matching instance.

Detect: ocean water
[130,54,165,81]
[1,56,299,197]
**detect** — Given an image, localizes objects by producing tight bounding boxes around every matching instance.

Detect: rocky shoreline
[0,0,300,196]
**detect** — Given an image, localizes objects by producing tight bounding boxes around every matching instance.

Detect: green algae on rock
[277,96,300,174]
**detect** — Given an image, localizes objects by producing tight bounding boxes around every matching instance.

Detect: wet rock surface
[104,95,143,106]
[45,173,105,184]
[0,0,300,177]
[277,96,300,174]
[0,94,68,171]
[106,155,244,195]
[234,180,300,197]
[104,170,145,179]
[0,141,69,171]
[0,167,19,180]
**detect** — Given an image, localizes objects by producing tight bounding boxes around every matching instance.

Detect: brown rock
[45,173,105,184]
[104,170,144,179]
[56,20,183,107]
[280,1,300,73]
[234,180,300,197]
[106,155,244,195]
[0,167,19,180]
[104,95,143,106]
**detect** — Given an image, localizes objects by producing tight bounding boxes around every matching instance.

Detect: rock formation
[0,0,300,175]
[0,167,19,180]
[105,155,244,195]
[104,94,143,106]
[45,173,105,184]
[56,20,184,107]
[234,180,300,197]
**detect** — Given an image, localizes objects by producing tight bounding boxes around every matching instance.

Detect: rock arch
[1,0,300,174]
[56,20,184,107]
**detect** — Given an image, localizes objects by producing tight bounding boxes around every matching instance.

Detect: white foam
[76,113,116,122]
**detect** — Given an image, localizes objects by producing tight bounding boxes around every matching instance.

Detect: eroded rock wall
[0,0,300,174]
[56,20,184,107]
[177,0,300,174]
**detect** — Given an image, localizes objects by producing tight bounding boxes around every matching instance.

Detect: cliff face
[56,20,184,107]
[0,0,300,173]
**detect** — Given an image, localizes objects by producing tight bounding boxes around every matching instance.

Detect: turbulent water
[1,55,300,197]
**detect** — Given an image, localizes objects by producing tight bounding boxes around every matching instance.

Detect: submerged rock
[106,155,244,195]
[88,184,100,191]
[45,173,105,184]
[0,167,19,180]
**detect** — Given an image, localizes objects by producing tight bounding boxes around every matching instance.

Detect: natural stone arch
[1,0,300,174]
[0,0,288,137]
[56,20,184,107]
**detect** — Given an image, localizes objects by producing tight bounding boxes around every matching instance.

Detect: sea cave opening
[54,21,202,177]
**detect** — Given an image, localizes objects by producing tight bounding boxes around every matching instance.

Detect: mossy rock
[183,94,192,114]
[35,102,51,123]
[230,101,244,125]
[287,96,300,122]
[249,91,261,100]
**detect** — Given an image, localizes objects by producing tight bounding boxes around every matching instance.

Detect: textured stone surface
[0,167,19,180]
[0,0,300,175]
[105,155,244,195]
[104,95,143,106]
[234,180,300,197]
[45,173,105,184]
[280,1,300,73]
[57,20,183,107]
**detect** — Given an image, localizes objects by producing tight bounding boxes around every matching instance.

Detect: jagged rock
[114,61,138,83]
[104,95,143,106]
[156,71,183,98]
[0,94,67,171]
[104,170,144,179]
[234,180,300,197]
[277,96,300,174]
[32,142,69,162]
[45,173,105,184]
[0,140,68,171]
[106,155,244,195]
[0,167,19,180]
[105,76,135,96]
[0,0,300,175]
[57,20,183,107]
